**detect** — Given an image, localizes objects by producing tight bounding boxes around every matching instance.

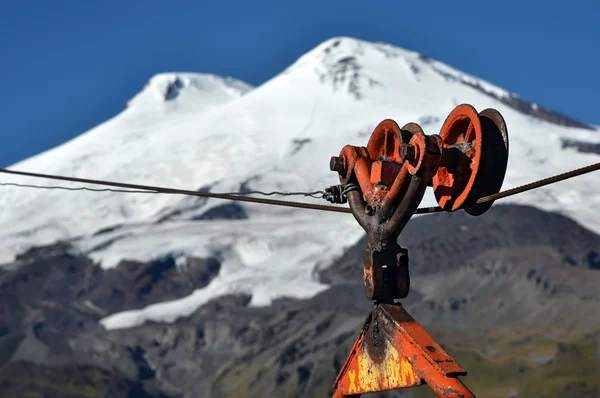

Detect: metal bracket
[330,120,442,302]
[333,304,474,398]
[328,104,510,397]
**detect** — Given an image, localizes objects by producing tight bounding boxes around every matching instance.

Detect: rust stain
[333,304,476,397]
[329,104,508,397]
[357,340,416,391]
[339,336,420,394]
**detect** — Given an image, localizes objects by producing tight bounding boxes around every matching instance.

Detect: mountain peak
[283,37,595,130]
[293,36,415,66]
[2,36,599,270]
[126,72,253,110]
[1,36,600,336]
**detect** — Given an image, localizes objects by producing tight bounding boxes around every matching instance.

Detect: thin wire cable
[0,182,158,194]
[0,181,324,198]
[0,168,348,214]
[476,161,600,204]
[219,190,325,198]
[418,161,600,212]
[415,162,600,213]
[1,161,600,215]
[0,177,441,215]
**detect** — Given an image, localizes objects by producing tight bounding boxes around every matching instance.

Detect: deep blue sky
[1,1,598,167]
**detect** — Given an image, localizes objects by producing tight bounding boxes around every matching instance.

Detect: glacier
[0,36,598,330]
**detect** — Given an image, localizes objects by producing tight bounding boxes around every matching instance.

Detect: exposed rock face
[0,248,221,369]
[319,204,600,284]
[418,54,595,131]
[561,138,600,155]
[0,361,176,398]
[192,203,248,221]
[1,205,600,397]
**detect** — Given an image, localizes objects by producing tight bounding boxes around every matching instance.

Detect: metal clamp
[330,120,442,302]
[328,104,510,398]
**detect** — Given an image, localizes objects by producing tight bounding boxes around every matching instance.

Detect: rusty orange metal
[330,117,444,302]
[462,108,509,216]
[333,304,475,398]
[332,119,416,210]
[430,104,509,214]
[432,104,483,211]
[328,104,509,398]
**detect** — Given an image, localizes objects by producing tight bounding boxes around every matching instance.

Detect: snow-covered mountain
[1,37,599,330]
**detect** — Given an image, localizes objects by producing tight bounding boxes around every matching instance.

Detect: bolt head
[330,156,345,174]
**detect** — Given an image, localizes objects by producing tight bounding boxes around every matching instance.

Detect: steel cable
[0,168,348,213]
[1,162,599,215]
[476,161,600,204]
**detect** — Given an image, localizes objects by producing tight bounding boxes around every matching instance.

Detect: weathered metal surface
[334,306,423,395]
[323,184,348,204]
[329,118,443,302]
[432,104,483,212]
[333,304,474,398]
[463,108,509,216]
[432,104,509,215]
[328,104,509,397]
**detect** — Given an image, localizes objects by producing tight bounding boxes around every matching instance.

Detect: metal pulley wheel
[432,104,509,216]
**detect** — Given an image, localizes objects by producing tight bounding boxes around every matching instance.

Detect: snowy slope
[0,72,254,258]
[1,37,599,329]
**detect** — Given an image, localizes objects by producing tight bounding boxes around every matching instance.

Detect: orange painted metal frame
[332,304,475,398]
[327,104,508,398]
[432,104,484,211]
